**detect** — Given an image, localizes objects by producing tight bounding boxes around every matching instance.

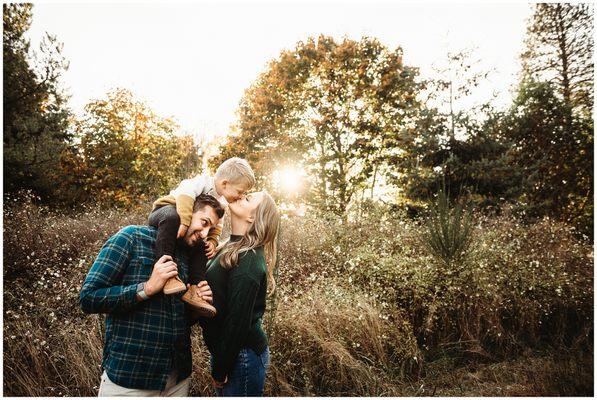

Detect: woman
[199,190,280,396]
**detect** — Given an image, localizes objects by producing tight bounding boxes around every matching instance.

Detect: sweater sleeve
[79,227,140,314]
[211,253,262,382]
[205,223,223,246]
[175,194,195,227]
[171,175,210,226]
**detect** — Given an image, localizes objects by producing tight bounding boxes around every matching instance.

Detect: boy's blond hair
[215,157,256,189]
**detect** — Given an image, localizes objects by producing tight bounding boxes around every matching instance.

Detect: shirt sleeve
[79,226,140,314]
[211,254,262,382]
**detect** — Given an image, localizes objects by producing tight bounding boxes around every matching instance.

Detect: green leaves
[423,183,474,266]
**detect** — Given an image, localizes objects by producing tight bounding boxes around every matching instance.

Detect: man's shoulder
[114,225,157,242]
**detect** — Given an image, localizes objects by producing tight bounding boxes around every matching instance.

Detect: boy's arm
[175,194,195,227]
[205,223,223,247]
[79,227,141,314]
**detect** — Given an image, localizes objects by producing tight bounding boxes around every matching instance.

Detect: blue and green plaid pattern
[80,225,192,391]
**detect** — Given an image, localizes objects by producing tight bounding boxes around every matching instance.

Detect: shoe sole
[194,307,217,318]
[164,286,187,295]
[182,299,217,317]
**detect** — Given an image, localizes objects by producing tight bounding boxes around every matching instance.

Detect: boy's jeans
[211,347,270,397]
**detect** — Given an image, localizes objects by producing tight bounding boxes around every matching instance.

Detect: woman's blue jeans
[211,347,270,397]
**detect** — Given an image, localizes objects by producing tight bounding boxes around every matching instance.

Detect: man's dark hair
[193,194,225,218]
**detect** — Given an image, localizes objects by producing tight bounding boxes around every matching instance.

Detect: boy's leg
[147,205,186,294]
[188,242,208,285]
[148,205,180,260]
[182,243,217,317]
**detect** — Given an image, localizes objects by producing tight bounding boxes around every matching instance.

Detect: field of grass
[3,192,593,396]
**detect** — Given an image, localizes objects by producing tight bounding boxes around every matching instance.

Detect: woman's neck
[230,216,249,236]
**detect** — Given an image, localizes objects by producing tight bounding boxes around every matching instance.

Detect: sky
[26,1,533,144]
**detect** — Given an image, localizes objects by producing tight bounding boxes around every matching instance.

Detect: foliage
[423,183,474,266]
[3,3,71,199]
[521,3,594,114]
[2,194,593,396]
[502,80,593,236]
[211,35,422,214]
[58,88,201,206]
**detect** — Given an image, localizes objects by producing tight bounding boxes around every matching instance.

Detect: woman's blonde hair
[219,191,280,295]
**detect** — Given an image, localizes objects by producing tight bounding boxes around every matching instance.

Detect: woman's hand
[212,375,227,388]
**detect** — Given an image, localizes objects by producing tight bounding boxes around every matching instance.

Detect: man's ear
[221,179,229,188]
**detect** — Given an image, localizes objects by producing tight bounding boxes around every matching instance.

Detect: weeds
[3,192,593,396]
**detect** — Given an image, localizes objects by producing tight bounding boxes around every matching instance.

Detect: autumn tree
[59,88,201,206]
[212,35,421,215]
[3,3,71,199]
[521,3,594,114]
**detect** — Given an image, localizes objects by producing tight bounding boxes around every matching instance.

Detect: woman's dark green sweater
[200,235,268,382]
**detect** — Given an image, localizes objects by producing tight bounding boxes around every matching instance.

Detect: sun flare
[272,166,305,195]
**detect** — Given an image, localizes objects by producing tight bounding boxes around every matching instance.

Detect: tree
[521,3,594,114]
[503,80,593,235]
[390,50,517,209]
[3,3,71,199]
[59,88,201,206]
[212,35,421,215]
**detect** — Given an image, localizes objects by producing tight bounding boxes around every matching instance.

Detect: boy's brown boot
[163,276,186,295]
[182,285,217,317]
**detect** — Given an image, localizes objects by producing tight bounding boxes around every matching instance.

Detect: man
[80,194,225,396]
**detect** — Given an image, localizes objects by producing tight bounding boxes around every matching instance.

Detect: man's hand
[212,375,227,388]
[196,280,213,304]
[145,255,178,296]
[176,224,188,239]
[205,240,217,259]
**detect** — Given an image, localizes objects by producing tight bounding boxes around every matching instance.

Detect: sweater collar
[230,234,243,242]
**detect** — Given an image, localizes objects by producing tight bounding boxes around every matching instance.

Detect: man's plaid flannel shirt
[80,225,193,391]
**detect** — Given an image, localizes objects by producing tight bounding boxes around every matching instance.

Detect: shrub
[423,187,474,266]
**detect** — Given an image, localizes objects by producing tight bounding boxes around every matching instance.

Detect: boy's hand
[177,224,188,239]
[205,240,217,259]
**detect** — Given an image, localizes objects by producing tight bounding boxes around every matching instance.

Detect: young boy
[148,157,256,316]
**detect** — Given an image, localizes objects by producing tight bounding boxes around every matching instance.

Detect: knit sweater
[200,235,268,382]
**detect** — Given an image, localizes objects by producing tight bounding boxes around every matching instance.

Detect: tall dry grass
[266,282,422,396]
[3,192,594,396]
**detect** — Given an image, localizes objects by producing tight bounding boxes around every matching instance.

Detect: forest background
[3,2,594,396]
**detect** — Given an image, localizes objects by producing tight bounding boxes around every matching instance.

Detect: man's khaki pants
[98,370,190,397]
